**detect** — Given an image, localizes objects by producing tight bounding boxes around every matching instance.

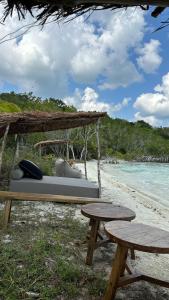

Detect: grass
[0,207,106,300]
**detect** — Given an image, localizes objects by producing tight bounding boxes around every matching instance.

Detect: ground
[0,201,169,300]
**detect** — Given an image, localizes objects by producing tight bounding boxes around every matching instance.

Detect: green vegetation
[0,92,75,112]
[0,100,21,112]
[1,91,169,162]
[100,117,169,159]
[0,210,106,300]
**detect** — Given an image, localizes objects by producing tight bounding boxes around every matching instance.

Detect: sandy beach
[1,160,169,299]
[77,160,169,298]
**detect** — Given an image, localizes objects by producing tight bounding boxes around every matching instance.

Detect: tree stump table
[81,203,136,265]
[104,221,169,300]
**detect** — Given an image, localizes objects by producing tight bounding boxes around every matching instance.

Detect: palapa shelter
[0,111,106,137]
[0,0,168,25]
[34,139,70,158]
[34,139,70,149]
[0,111,106,196]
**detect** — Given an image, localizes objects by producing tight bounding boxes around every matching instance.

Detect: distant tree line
[1,92,169,161]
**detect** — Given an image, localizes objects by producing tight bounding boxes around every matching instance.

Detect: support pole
[70,144,75,160]
[84,126,88,179]
[65,130,69,161]
[39,145,42,157]
[15,134,20,161]
[96,119,101,197]
[0,124,10,176]
[10,134,19,174]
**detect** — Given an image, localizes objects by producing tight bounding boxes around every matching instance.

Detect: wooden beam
[142,274,169,288]
[0,191,108,204]
[96,119,101,197]
[75,0,169,7]
[118,273,143,287]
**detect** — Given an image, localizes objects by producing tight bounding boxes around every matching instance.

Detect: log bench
[0,191,108,228]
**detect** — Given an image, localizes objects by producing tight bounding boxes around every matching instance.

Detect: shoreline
[77,160,169,230]
[76,160,169,283]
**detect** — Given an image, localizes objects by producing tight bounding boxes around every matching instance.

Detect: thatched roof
[34,139,70,148]
[0,111,106,137]
[1,0,168,24]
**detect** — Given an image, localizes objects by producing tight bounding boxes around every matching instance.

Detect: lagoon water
[103,162,169,208]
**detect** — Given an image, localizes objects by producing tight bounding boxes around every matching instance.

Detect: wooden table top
[81,203,136,222]
[105,221,169,254]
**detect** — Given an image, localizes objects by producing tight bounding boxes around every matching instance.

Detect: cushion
[19,160,43,180]
[11,166,24,180]
[55,159,81,178]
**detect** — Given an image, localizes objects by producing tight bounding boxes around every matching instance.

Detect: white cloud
[134,112,158,126]
[72,9,145,89]
[64,87,110,112]
[137,39,162,74]
[0,8,148,97]
[112,97,131,112]
[63,87,130,114]
[134,73,169,125]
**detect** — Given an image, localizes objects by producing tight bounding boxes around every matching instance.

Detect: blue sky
[0,6,169,126]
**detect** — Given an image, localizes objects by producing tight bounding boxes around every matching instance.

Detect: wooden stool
[104,221,169,300]
[81,203,136,265]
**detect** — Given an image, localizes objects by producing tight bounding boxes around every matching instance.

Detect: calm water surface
[104,162,169,208]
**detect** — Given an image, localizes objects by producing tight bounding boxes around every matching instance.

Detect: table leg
[86,218,100,266]
[3,200,12,228]
[104,244,128,300]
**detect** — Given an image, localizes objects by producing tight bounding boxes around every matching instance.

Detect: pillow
[11,166,24,180]
[63,161,81,178]
[55,159,65,177]
[19,160,43,180]
[55,159,81,178]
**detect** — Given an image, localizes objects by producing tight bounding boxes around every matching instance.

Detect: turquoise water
[104,162,169,207]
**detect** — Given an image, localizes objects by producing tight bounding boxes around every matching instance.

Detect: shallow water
[103,162,169,208]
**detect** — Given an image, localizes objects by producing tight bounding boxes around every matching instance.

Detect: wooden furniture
[104,221,169,300]
[0,190,109,228]
[81,203,136,265]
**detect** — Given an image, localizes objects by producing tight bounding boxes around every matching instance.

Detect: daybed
[9,176,99,198]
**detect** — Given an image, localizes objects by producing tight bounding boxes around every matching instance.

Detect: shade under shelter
[0,111,106,196]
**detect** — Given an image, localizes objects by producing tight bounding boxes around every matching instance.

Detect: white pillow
[11,167,24,180]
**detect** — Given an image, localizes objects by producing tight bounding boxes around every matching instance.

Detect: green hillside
[0,99,21,112]
[0,92,169,160]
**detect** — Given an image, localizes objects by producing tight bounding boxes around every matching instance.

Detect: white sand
[76,161,169,283]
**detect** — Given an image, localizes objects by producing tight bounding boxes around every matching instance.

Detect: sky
[0,6,169,127]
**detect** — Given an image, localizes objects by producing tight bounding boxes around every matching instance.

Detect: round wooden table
[104,221,169,300]
[81,203,136,265]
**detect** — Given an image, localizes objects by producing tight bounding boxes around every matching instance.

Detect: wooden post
[96,119,101,197]
[70,144,75,160]
[3,200,12,228]
[0,124,10,176]
[65,129,69,161]
[10,134,19,173]
[39,145,42,157]
[15,134,20,160]
[86,218,100,265]
[104,245,128,300]
[84,126,88,179]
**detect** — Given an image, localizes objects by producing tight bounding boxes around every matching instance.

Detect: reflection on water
[104,162,169,207]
